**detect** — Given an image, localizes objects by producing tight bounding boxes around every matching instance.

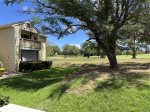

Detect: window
[27,23,31,28]
[21,34,31,40]
[34,37,37,41]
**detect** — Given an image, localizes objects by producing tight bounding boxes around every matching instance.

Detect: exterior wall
[0,22,47,71]
[39,36,46,61]
[18,22,38,34]
[14,23,39,70]
[14,26,21,71]
[0,27,15,71]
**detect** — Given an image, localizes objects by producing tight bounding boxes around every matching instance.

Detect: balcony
[20,38,41,50]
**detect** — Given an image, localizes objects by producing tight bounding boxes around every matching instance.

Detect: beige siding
[14,26,21,71]
[17,23,38,34]
[0,27,15,71]
[0,22,47,71]
[39,36,46,61]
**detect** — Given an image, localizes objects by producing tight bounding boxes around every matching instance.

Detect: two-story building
[0,21,46,71]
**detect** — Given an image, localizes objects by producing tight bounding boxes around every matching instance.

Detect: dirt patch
[60,63,150,95]
[67,81,94,95]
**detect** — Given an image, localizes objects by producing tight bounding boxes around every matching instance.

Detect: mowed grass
[49,54,150,66]
[0,54,150,112]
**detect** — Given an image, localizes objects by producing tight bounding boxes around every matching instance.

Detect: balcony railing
[20,38,41,50]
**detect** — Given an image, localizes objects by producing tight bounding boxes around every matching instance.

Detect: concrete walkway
[0,72,22,80]
[0,104,45,112]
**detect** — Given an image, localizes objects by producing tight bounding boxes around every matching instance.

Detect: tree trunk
[87,54,90,58]
[100,52,105,58]
[132,48,136,59]
[145,44,148,54]
[105,51,118,69]
[132,37,136,59]
[96,35,118,69]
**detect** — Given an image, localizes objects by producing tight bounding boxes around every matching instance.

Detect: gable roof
[0,20,47,37]
[0,20,29,28]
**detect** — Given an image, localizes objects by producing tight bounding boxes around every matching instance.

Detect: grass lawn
[48,54,150,66]
[0,54,150,112]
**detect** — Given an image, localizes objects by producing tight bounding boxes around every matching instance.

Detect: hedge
[19,61,52,72]
[0,95,9,107]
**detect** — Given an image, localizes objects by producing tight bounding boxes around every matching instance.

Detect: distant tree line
[47,40,150,58]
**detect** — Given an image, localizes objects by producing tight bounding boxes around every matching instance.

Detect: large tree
[118,23,142,58]
[46,44,61,57]
[5,0,148,68]
[139,1,150,52]
[81,41,97,58]
[62,44,80,56]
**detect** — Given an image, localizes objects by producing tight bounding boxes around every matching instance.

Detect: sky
[0,0,88,48]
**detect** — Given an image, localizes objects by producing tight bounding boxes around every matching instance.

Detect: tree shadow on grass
[48,83,69,100]
[95,72,150,91]
[119,62,150,70]
[48,62,150,98]
[0,67,78,91]
[1,62,149,98]
[80,63,150,91]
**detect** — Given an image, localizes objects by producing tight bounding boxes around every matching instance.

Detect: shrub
[19,61,52,72]
[0,68,6,77]
[0,95,9,107]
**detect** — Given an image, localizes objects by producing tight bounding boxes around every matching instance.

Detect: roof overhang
[0,20,47,38]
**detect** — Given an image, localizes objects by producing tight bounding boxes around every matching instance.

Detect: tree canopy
[46,44,61,57]
[5,0,150,68]
[81,41,97,58]
[62,44,80,56]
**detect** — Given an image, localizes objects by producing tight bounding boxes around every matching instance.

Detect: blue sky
[0,1,88,48]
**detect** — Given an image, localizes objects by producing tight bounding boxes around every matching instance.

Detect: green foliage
[62,44,80,56]
[117,22,148,58]
[0,68,6,77]
[46,44,61,57]
[5,0,148,39]
[19,61,52,72]
[116,47,122,55]
[81,41,97,58]
[0,95,9,107]
[139,1,150,43]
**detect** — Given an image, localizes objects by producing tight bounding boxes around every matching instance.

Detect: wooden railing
[20,38,41,50]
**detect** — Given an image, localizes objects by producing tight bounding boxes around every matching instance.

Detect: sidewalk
[0,72,22,80]
[0,104,45,112]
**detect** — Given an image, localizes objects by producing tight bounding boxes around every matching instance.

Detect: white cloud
[22,6,36,13]
[83,39,86,42]
[70,44,81,49]
[22,6,29,11]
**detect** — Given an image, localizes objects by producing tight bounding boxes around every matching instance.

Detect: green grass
[48,54,150,66]
[0,54,150,112]
[0,67,79,107]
